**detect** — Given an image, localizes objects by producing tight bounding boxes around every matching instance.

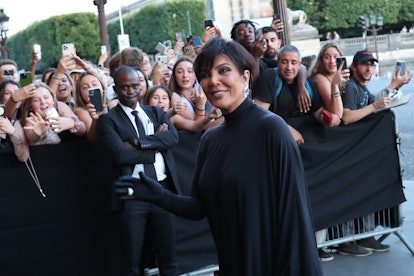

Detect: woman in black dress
[116,37,322,276]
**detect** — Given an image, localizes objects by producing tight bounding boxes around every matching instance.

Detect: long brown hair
[310,42,344,77]
[74,70,107,109]
[168,56,194,94]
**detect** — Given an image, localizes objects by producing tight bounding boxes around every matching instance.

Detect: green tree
[7,12,100,74]
[287,0,414,38]
[107,0,205,54]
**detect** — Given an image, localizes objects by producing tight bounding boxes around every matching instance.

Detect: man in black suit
[97,66,180,275]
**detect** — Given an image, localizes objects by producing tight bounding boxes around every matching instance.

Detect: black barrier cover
[0,111,406,274]
[289,110,406,230]
[0,133,217,275]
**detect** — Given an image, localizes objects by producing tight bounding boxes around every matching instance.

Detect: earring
[243,85,250,97]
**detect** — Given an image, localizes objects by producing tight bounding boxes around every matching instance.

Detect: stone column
[273,0,291,45]
[93,0,109,65]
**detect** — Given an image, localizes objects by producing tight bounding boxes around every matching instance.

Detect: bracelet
[195,111,205,117]
[70,115,80,133]
[52,75,62,81]
[195,106,205,112]
[372,103,378,110]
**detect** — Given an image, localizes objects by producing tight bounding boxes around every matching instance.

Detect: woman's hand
[271,19,284,33]
[48,116,75,133]
[11,84,37,102]
[202,26,216,43]
[250,38,267,59]
[87,103,106,120]
[24,112,49,136]
[193,85,207,110]
[206,108,222,121]
[0,116,15,135]
[172,101,187,115]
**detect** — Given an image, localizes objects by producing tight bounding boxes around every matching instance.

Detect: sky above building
[2,0,137,36]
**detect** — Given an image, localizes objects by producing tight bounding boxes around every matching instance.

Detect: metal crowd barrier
[317,206,414,256]
[144,264,220,276]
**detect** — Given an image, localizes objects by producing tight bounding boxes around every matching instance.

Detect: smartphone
[20,71,33,87]
[395,60,406,76]
[3,69,14,80]
[155,42,167,54]
[62,43,76,56]
[45,107,59,118]
[186,35,194,44]
[192,36,203,47]
[0,104,5,118]
[163,40,172,49]
[100,45,107,55]
[255,28,263,40]
[33,44,42,60]
[321,109,333,125]
[88,87,103,112]
[273,13,281,21]
[156,55,168,63]
[204,19,214,28]
[175,32,183,41]
[336,56,347,70]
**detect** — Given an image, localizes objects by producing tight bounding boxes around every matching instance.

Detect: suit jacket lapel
[115,104,139,139]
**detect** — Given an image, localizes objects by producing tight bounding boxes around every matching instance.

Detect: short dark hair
[230,19,257,40]
[194,37,256,88]
[113,66,138,87]
[262,26,277,36]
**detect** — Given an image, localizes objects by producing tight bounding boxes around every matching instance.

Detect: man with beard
[261,26,282,68]
[231,21,312,112]
[337,50,411,256]
[341,50,411,125]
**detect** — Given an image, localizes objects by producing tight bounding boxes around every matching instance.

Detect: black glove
[116,173,205,220]
[114,173,165,203]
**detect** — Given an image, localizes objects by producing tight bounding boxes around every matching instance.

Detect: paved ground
[321,180,414,276]
[321,76,414,275]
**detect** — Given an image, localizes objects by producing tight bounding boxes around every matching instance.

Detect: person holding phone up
[73,70,108,142]
[341,50,411,125]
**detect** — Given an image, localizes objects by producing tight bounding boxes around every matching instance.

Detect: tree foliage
[107,0,205,54]
[287,0,414,38]
[7,13,100,74]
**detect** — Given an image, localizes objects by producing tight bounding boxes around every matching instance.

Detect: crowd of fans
[1,14,413,275]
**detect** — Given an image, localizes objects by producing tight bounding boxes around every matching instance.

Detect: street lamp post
[0,7,10,60]
[364,14,383,61]
[93,0,109,65]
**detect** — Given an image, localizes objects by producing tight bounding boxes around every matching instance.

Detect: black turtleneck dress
[186,98,323,275]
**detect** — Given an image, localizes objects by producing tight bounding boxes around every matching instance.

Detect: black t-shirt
[252,68,322,118]
[342,77,375,110]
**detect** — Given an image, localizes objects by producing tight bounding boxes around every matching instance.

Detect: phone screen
[88,88,103,112]
[273,14,281,21]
